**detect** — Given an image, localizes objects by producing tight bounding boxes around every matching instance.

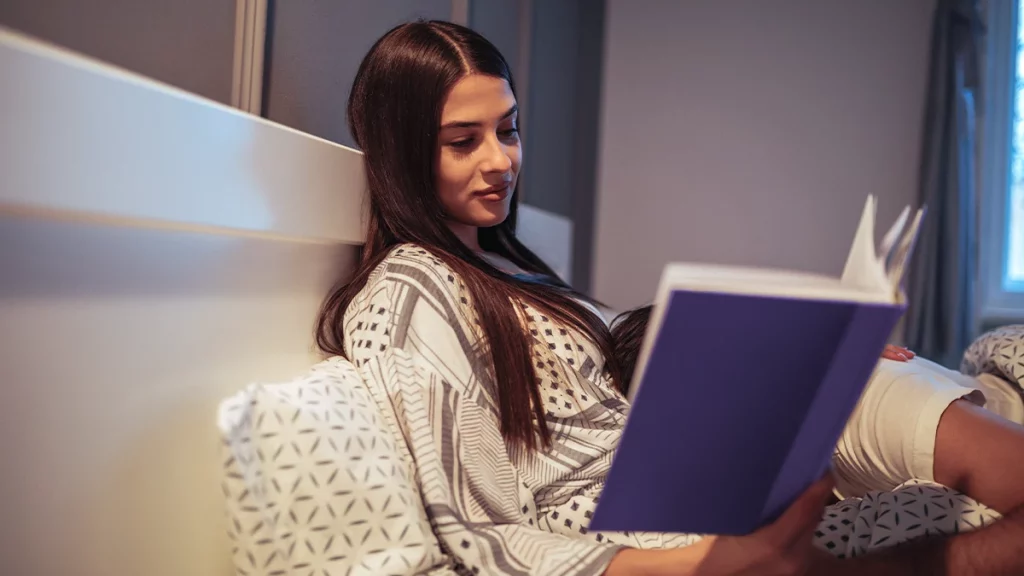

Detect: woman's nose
[482,137,513,173]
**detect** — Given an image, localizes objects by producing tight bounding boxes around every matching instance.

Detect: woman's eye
[500,127,519,138]
[449,139,474,149]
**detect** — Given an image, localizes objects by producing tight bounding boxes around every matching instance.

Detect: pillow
[217,357,452,575]
[962,324,1024,391]
[961,325,1024,424]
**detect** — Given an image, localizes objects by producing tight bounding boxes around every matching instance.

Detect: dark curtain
[905,0,985,367]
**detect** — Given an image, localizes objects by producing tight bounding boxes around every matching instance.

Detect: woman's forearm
[602,477,838,576]
[603,542,711,576]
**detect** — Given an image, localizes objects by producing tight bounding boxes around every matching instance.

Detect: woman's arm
[347,255,624,575]
[605,548,709,576]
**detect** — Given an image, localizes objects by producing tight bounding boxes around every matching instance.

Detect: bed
[0,26,572,576]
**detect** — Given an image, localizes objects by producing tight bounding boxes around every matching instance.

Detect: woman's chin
[466,204,511,228]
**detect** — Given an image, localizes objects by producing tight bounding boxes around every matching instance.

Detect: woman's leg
[834,358,1024,514]
[932,398,1024,514]
[831,358,985,500]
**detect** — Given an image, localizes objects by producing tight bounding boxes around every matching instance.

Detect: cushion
[961,324,1024,424]
[962,324,1024,390]
[217,357,452,575]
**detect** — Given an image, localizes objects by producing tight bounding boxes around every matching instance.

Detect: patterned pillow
[217,357,453,576]
[961,324,1024,391]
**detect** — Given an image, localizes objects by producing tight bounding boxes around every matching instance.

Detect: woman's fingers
[716,476,836,575]
[882,344,915,362]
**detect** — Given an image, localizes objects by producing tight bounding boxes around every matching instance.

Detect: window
[1009,0,1024,287]
[979,0,1024,323]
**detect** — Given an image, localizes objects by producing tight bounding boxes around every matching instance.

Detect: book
[590,196,925,536]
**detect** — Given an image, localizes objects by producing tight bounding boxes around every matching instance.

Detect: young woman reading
[317,20,1023,575]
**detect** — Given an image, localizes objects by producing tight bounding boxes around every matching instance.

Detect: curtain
[905,0,985,368]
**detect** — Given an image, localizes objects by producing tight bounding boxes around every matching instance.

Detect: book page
[885,207,925,294]
[662,263,893,304]
[840,195,891,297]
[839,195,924,303]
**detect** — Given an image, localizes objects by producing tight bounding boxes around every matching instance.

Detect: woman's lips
[475,185,510,201]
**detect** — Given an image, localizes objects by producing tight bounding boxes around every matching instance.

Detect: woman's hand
[690,476,839,575]
[881,344,915,362]
[604,476,840,576]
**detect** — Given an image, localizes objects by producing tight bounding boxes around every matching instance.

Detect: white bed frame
[0,27,572,576]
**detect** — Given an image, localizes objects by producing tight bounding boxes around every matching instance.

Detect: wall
[468,0,521,82]
[263,0,451,147]
[0,0,236,103]
[1,28,365,575]
[519,0,606,292]
[593,0,936,310]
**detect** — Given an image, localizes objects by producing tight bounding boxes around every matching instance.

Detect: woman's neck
[446,221,531,276]
[449,221,482,252]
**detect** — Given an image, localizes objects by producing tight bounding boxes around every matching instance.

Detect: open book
[590,196,925,535]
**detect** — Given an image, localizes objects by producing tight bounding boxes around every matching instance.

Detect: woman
[316,21,1005,575]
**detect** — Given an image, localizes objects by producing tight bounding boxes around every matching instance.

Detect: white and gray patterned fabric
[814,479,1000,559]
[217,357,455,576]
[962,324,1024,390]
[339,244,998,575]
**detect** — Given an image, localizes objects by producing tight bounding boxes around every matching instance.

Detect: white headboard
[0,27,572,576]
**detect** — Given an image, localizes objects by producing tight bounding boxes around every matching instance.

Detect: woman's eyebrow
[440,104,518,130]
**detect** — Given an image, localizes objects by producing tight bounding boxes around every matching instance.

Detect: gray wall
[520,1,579,217]
[566,2,605,293]
[593,0,936,310]
[468,0,521,82]
[516,0,606,292]
[262,0,452,148]
[0,0,236,104]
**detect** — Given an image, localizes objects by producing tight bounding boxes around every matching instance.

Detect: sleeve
[344,252,625,576]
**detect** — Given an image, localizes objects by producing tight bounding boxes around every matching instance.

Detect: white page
[885,207,925,292]
[840,195,892,297]
[662,263,893,304]
[880,206,911,267]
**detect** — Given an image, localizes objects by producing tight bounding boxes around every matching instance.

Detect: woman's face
[436,74,521,242]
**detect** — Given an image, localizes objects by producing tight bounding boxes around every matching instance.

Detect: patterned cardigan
[342,245,698,575]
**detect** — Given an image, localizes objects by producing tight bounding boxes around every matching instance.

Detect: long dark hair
[316,21,621,451]
[610,305,654,392]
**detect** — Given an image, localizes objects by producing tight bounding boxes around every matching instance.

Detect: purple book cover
[590,289,906,535]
